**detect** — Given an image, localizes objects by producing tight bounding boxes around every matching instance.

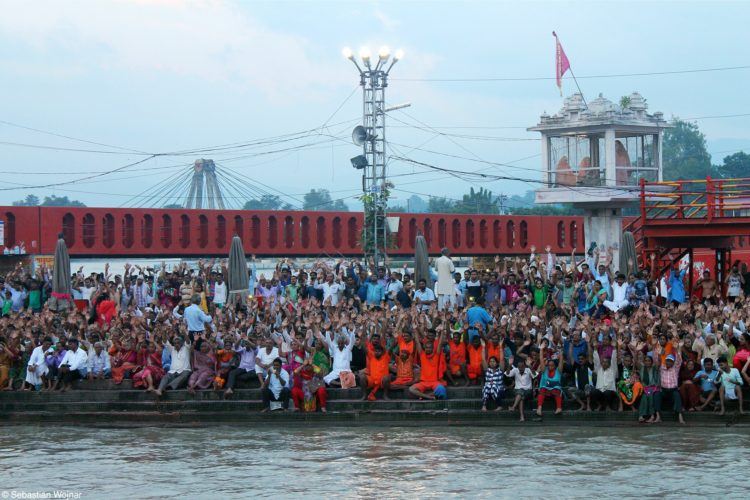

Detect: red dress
[132,349,165,388]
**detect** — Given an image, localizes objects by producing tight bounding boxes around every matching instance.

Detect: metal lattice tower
[345,46,403,267]
[185,159,226,209]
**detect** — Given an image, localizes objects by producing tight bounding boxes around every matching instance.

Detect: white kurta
[434,255,456,296]
[25,345,49,386]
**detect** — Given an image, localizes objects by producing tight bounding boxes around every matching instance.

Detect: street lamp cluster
[342,46,404,73]
[342,45,404,267]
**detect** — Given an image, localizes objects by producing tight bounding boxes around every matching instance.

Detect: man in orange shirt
[466,334,485,385]
[485,333,505,368]
[446,329,468,386]
[387,349,415,399]
[409,329,447,400]
[359,342,391,401]
[397,329,416,360]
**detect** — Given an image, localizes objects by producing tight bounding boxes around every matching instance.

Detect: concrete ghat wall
[1,381,746,428]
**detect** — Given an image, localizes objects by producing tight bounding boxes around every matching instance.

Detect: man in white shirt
[320,330,355,386]
[717,356,744,415]
[603,273,629,312]
[87,342,111,380]
[213,274,228,308]
[413,279,436,312]
[434,248,456,310]
[505,359,537,422]
[77,277,96,305]
[591,342,618,411]
[255,338,280,385]
[25,337,52,390]
[314,274,344,306]
[155,336,192,397]
[386,272,404,306]
[59,339,89,391]
[261,357,290,411]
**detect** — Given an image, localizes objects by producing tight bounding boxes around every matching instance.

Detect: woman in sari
[617,370,643,410]
[95,293,117,328]
[213,340,237,390]
[310,337,331,378]
[291,358,327,412]
[187,340,216,394]
[284,338,306,378]
[132,342,165,392]
[584,280,608,319]
[638,352,661,423]
[109,339,138,385]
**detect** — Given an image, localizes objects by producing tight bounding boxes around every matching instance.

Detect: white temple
[529,92,670,261]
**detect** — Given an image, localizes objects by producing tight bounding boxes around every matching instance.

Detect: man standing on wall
[435,247,455,311]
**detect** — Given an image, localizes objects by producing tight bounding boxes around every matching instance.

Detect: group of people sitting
[1,246,749,422]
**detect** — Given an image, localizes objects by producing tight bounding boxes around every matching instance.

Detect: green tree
[503,189,580,215]
[427,196,456,213]
[12,194,41,206]
[454,187,499,214]
[163,203,182,209]
[302,189,348,211]
[243,194,292,210]
[41,195,86,207]
[715,151,750,179]
[662,119,714,180]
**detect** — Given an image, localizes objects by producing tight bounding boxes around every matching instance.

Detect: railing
[639,176,750,223]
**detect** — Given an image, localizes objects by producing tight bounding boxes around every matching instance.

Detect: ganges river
[1,425,748,498]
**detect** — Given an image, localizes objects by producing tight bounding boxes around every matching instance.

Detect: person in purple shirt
[258,278,280,304]
[224,339,258,397]
[45,340,67,391]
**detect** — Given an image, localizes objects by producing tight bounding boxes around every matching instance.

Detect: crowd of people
[1,244,749,422]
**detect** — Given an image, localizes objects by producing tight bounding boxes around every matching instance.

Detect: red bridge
[0,206,584,257]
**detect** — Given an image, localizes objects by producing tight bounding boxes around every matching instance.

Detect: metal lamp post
[344,45,403,269]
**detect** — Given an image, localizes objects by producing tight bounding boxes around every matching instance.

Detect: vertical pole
[688,247,694,302]
[706,176,714,223]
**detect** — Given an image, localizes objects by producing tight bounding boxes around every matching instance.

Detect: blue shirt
[184,303,212,332]
[357,283,368,303]
[365,282,385,305]
[161,346,171,372]
[592,269,611,299]
[564,339,588,365]
[248,262,257,294]
[694,369,720,392]
[466,305,492,340]
[668,269,687,303]
[413,288,436,311]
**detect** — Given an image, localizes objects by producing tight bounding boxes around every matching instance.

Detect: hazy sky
[0,0,748,208]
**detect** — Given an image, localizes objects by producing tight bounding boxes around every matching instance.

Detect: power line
[0,119,148,154]
[392,64,750,82]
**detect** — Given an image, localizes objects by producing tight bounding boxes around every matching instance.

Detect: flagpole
[553,31,587,108]
[567,66,588,109]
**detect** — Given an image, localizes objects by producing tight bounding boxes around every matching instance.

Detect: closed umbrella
[619,231,639,276]
[49,233,72,312]
[227,235,249,307]
[414,233,433,289]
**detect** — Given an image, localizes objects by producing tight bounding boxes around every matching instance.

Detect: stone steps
[2,379,747,427]
[0,386,484,402]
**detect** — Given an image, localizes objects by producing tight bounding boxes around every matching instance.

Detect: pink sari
[188,350,216,390]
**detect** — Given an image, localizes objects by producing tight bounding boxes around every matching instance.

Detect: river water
[0,426,747,499]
